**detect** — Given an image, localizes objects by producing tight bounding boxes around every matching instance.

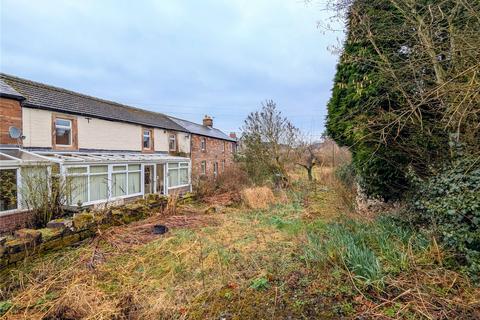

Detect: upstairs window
[169,134,176,151]
[143,129,153,150]
[223,141,226,153]
[200,137,206,151]
[55,118,72,146]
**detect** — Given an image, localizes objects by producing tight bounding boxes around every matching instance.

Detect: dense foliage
[327,0,480,200]
[406,155,480,279]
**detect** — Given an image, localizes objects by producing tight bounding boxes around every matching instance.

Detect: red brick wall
[0,211,32,234]
[190,135,235,180]
[0,97,23,145]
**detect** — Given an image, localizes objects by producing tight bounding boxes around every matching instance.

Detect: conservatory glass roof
[32,151,189,164]
[0,148,189,166]
[0,148,52,166]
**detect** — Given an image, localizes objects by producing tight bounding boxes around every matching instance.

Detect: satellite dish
[8,126,22,139]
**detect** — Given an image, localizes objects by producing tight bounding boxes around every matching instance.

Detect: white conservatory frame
[0,148,192,216]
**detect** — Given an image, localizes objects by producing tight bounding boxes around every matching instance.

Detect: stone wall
[0,195,169,270]
[190,134,235,180]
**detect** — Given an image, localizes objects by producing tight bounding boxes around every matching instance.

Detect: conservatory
[0,148,191,215]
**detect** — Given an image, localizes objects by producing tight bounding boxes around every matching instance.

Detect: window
[169,134,176,151]
[143,129,153,150]
[201,161,206,175]
[213,162,218,178]
[112,165,127,197]
[128,164,141,194]
[200,137,206,151]
[20,166,49,208]
[222,160,225,172]
[55,118,72,146]
[89,165,108,201]
[223,141,226,153]
[168,162,189,188]
[231,142,236,153]
[66,167,88,205]
[65,163,142,206]
[0,169,17,211]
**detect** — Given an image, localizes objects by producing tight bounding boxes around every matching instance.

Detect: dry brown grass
[240,186,275,209]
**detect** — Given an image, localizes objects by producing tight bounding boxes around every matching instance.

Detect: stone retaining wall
[0,194,173,270]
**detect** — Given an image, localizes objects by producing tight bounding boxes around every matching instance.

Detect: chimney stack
[203,115,213,127]
[229,132,237,140]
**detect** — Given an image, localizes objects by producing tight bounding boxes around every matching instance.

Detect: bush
[335,162,355,187]
[194,164,250,199]
[407,156,480,279]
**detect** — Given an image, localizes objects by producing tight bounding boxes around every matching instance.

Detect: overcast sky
[0,0,343,138]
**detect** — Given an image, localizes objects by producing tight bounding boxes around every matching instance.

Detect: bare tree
[241,100,299,186]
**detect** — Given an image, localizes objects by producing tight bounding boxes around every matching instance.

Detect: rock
[204,205,223,214]
[5,238,33,254]
[47,219,73,230]
[38,228,63,242]
[73,212,95,230]
[14,229,42,243]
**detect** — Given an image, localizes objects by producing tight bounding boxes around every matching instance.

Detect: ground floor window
[20,166,50,209]
[0,169,17,212]
[65,163,143,205]
[168,162,189,188]
[213,162,218,178]
[201,161,206,175]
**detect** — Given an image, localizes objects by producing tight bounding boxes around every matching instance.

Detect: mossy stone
[73,213,95,231]
[38,228,63,242]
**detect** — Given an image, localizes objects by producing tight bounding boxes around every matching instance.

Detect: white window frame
[167,161,190,190]
[143,130,152,150]
[55,118,72,146]
[0,167,20,215]
[63,163,144,206]
[213,161,218,178]
[200,137,206,151]
[201,160,206,175]
[169,134,176,151]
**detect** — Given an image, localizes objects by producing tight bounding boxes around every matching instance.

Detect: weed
[0,300,12,316]
[250,277,270,291]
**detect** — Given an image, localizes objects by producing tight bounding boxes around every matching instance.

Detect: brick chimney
[203,115,213,127]
[229,132,237,140]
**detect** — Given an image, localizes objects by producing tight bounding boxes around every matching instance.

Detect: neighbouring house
[168,116,237,180]
[0,73,235,233]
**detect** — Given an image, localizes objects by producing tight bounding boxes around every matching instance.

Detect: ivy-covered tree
[327,0,479,201]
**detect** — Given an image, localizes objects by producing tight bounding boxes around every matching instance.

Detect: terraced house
[0,73,236,232]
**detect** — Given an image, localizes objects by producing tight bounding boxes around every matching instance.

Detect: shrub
[194,164,249,199]
[241,186,275,209]
[335,162,355,187]
[407,156,480,279]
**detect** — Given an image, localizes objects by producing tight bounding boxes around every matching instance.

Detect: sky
[0,0,344,138]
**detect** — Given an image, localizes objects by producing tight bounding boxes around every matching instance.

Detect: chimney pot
[229,132,237,139]
[203,115,213,127]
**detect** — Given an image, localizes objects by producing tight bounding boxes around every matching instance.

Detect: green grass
[0,184,478,319]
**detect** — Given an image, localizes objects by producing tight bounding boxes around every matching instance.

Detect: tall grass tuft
[303,216,432,288]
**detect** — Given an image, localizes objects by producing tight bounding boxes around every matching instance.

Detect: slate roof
[0,78,25,101]
[168,116,236,142]
[0,73,185,132]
